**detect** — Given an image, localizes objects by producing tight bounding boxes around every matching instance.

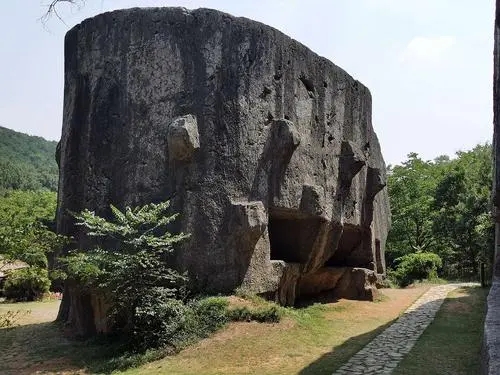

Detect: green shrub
[3,267,51,301]
[251,305,281,323]
[228,305,281,323]
[131,295,230,352]
[131,287,190,351]
[392,252,443,287]
[228,306,252,322]
[190,297,229,334]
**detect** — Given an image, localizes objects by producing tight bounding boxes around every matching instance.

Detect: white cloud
[399,36,456,64]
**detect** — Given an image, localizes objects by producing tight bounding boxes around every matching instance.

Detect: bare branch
[40,0,85,26]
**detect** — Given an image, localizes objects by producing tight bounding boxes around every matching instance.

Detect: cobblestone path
[332,283,478,375]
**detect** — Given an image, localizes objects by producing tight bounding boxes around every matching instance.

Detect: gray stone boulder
[56,7,390,333]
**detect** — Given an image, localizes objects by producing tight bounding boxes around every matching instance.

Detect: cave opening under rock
[268,209,323,264]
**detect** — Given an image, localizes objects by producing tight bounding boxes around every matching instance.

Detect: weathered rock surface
[484,1,500,373]
[56,7,390,334]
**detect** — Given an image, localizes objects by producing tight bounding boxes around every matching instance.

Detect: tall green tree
[59,201,190,349]
[432,144,494,278]
[386,144,494,280]
[386,153,446,264]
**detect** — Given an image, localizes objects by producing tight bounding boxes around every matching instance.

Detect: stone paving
[332,283,478,375]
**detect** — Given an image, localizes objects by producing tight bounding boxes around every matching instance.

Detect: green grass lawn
[393,285,488,375]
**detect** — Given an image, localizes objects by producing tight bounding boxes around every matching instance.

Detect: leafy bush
[132,288,190,350]
[391,252,443,287]
[228,305,281,323]
[130,295,230,353]
[227,306,252,322]
[3,267,51,301]
[190,297,229,334]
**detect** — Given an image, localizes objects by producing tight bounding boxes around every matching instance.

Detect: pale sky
[0,0,494,165]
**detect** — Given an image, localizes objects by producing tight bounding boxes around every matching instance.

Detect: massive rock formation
[56,7,390,334]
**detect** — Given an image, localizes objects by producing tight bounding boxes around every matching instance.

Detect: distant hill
[0,126,58,192]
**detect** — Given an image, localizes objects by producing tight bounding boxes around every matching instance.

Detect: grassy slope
[0,126,58,191]
[123,287,429,375]
[393,286,488,375]
[2,285,487,375]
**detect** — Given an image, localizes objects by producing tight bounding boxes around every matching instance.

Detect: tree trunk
[56,280,97,337]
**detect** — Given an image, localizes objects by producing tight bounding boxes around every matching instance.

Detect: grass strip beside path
[393,285,488,375]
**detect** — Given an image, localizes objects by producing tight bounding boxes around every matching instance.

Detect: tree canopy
[0,190,64,270]
[386,143,494,280]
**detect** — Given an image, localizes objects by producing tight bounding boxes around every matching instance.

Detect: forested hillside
[0,126,58,192]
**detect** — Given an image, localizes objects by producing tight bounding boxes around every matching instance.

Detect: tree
[386,153,446,264]
[432,144,494,279]
[0,190,67,300]
[57,201,189,344]
[41,0,85,23]
[0,190,65,270]
[386,144,494,281]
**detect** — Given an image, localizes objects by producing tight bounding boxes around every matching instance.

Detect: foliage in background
[0,190,67,299]
[387,143,494,281]
[0,126,58,193]
[0,127,61,298]
[390,252,442,287]
[3,267,51,301]
[0,190,64,268]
